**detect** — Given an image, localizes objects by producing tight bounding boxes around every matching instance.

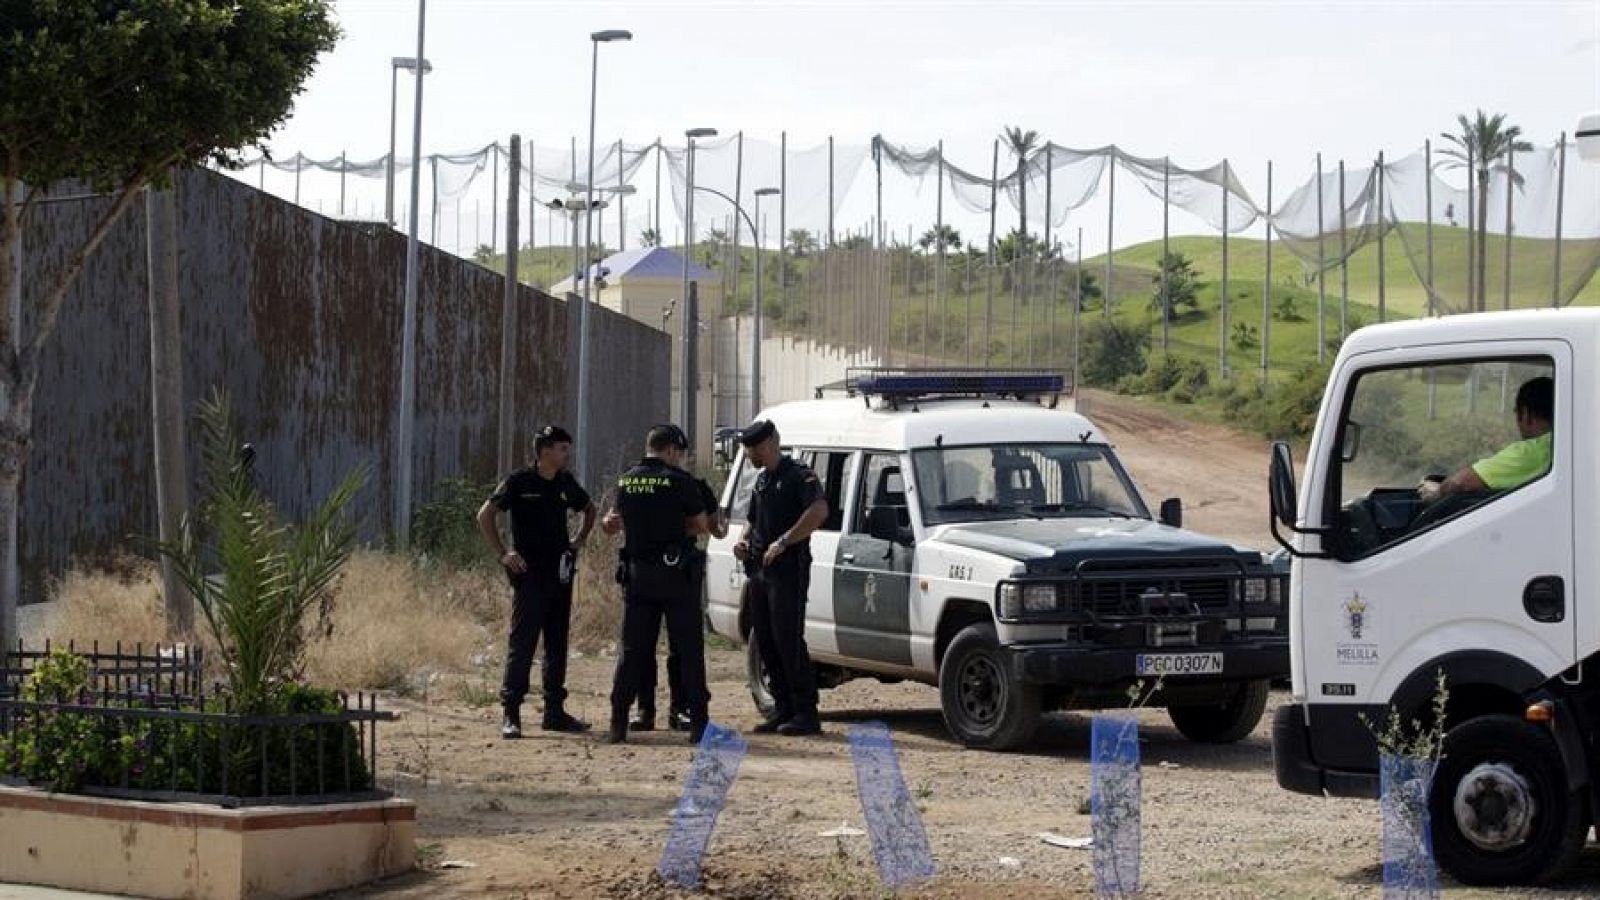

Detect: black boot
[687,719,709,744]
[501,706,523,740]
[751,710,792,735]
[777,712,821,736]
[602,712,628,745]
[629,705,656,732]
[542,707,592,733]
[668,707,692,732]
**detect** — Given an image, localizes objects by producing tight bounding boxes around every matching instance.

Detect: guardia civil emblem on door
[863,572,879,614]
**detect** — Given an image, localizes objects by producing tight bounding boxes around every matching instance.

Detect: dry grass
[42,551,515,693]
[45,557,171,651]
[301,551,494,691]
[569,526,625,654]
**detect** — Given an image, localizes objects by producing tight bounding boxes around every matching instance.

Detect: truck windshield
[912,443,1147,526]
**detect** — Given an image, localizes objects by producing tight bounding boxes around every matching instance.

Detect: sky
[256,0,1600,258]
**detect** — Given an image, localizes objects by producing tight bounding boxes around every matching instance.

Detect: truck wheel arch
[1390,650,1547,728]
[935,599,994,668]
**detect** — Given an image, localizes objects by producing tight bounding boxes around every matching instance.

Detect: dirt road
[1078,390,1274,551]
[360,649,1600,899]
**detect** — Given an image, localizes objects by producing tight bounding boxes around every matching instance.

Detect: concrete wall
[713,317,884,424]
[19,168,668,597]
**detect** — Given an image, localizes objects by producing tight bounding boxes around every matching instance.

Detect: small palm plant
[153,390,367,713]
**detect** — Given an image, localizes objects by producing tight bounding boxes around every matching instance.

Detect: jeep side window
[1330,356,1555,559]
[726,450,765,523]
[854,452,910,539]
[794,448,851,532]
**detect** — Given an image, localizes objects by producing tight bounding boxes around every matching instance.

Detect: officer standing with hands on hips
[476,425,596,739]
[601,424,711,744]
[735,420,829,736]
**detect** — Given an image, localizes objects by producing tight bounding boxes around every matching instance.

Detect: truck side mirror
[1270,442,1298,528]
[1158,498,1183,529]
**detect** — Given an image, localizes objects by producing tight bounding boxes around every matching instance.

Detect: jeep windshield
[913,443,1148,526]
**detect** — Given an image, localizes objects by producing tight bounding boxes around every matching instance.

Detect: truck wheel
[1167,679,1269,743]
[1429,715,1589,886]
[938,622,1039,751]
[744,638,777,718]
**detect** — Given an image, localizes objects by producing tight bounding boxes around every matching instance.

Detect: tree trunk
[1017,161,1028,244]
[1477,168,1490,314]
[0,406,27,659]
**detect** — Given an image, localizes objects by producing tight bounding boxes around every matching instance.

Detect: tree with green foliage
[1438,110,1532,313]
[1149,252,1201,322]
[786,228,817,258]
[472,244,495,264]
[1079,319,1150,387]
[702,226,728,267]
[1002,126,1040,242]
[0,0,341,653]
[839,233,872,251]
[917,224,962,255]
[1070,268,1104,310]
[638,227,660,248]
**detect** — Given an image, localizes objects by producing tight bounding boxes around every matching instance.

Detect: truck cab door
[1296,347,1574,738]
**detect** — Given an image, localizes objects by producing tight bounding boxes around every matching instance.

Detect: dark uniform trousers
[635,562,695,713]
[610,562,709,724]
[748,552,819,719]
[499,555,573,709]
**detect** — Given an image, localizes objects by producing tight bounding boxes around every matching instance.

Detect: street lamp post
[394,0,428,550]
[751,187,780,418]
[680,127,717,444]
[386,56,431,226]
[576,28,632,483]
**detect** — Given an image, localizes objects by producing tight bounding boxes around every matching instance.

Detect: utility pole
[146,175,192,636]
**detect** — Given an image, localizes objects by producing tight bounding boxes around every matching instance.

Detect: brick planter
[0,785,414,899]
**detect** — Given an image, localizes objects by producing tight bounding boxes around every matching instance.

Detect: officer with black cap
[734,419,829,736]
[476,425,596,739]
[600,424,711,744]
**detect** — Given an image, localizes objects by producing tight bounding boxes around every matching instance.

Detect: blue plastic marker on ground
[1380,754,1439,899]
[657,722,748,889]
[1091,714,1141,897]
[848,721,936,889]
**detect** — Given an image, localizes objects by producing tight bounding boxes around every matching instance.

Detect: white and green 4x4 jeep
[706,370,1288,750]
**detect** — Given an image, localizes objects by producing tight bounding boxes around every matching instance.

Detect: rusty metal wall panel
[16,168,668,598]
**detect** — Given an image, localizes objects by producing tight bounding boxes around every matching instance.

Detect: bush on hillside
[1079,319,1150,387]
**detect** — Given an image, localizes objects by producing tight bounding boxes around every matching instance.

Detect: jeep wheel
[1167,679,1269,743]
[744,638,777,718]
[1429,715,1588,886]
[938,622,1039,751]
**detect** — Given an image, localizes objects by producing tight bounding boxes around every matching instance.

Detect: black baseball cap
[737,419,777,447]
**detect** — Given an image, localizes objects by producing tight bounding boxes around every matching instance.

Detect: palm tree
[916,224,962,255]
[639,227,661,248]
[1002,126,1041,245]
[1437,110,1532,312]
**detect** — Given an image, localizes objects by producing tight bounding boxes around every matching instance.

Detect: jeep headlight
[999,583,1022,619]
[1242,578,1270,604]
[1023,583,1059,613]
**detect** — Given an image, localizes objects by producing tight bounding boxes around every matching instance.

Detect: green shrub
[1080,319,1150,387]
[0,652,370,797]
[411,477,496,570]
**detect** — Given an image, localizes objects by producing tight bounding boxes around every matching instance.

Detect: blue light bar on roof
[854,372,1065,398]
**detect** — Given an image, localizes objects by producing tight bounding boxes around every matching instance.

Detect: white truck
[706,370,1288,750]
[1270,308,1600,885]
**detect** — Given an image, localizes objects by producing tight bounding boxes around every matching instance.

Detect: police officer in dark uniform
[734,420,829,736]
[476,425,596,739]
[630,471,726,732]
[601,424,711,744]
